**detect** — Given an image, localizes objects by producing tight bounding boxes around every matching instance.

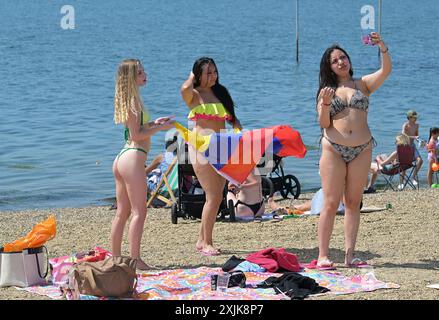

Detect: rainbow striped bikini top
[188,103,233,122]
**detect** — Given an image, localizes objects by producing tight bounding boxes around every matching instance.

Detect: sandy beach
[1,188,438,300]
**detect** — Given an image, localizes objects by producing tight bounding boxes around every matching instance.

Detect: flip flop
[346,258,370,268]
[254,216,262,223]
[199,248,221,256]
[271,214,283,222]
[305,259,337,271]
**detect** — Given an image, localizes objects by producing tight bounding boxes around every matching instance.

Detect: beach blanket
[15,266,399,300]
[235,213,284,222]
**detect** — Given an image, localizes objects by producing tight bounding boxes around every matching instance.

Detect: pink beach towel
[49,247,111,286]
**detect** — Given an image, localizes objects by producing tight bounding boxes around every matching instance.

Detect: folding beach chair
[380,145,419,191]
[146,157,178,207]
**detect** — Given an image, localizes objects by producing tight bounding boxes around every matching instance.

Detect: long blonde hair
[395,133,410,146]
[114,59,144,124]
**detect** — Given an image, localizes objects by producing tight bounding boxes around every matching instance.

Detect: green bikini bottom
[116,147,148,160]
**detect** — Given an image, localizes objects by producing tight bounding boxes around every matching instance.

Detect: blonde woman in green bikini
[112,59,174,270]
[181,57,242,256]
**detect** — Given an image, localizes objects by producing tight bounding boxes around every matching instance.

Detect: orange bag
[3,216,56,252]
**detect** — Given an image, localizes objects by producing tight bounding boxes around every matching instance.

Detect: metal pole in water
[296,0,299,63]
[378,0,382,59]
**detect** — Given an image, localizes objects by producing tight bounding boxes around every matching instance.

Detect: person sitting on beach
[269,188,346,215]
[316,32,391,269]
[145,135,178,193]
[365,133,411,192]
[363,163,378,194]
[364,160,380,193]
[111,59,174,270]
[227,171,265,219]
[402,110,423,185]
[426,127,439,187]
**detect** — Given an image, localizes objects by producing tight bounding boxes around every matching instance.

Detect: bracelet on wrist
[321,102,331,107]
[380,46,389,54]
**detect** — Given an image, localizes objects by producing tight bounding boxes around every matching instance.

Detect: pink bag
[50,247,111,286]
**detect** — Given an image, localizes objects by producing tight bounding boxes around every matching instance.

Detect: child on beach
[426,127,439,187]
[402,110,423,185]
[111,59,174,270]
[315,32,391,269]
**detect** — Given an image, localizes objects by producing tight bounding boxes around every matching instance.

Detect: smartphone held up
[362,34,376,46]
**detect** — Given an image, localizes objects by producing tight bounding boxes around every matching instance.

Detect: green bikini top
[124,109,151,142]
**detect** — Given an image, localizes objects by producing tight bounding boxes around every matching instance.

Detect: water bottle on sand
[360,265,376,284]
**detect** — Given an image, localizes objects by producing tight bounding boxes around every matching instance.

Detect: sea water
[1,0,439,211]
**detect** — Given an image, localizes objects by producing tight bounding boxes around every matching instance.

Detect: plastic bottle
[360,265,376,284]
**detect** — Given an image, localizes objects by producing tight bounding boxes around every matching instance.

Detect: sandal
[317,259,336,270]
[346,258,370,268]
[200,249,221,256]
[199,247,221,256]
[306,259,337,270]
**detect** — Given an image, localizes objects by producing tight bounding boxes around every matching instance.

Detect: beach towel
[49,247,111,286]
[16,266,400,300]
[235,213,284,222]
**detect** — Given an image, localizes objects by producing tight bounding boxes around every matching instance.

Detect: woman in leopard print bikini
[315,32,392,269]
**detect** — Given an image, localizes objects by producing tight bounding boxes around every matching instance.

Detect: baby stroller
[257,154,301,199]
[171,142,234,224]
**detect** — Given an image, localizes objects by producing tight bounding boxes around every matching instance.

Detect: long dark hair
[316,44,354,103]
[192,57,236,121]
[428,127,439,142]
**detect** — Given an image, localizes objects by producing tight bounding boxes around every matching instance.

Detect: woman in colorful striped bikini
[181,57,242,256]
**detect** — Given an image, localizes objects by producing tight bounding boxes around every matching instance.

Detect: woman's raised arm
[181,71,196,106]
[361,32,392,95]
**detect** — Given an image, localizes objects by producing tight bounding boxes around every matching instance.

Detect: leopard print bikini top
[330,81,369,118]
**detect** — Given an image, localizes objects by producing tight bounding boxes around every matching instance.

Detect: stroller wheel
[280,174,301,199]
[261,176,274,199]
[228,199,236,222]
[171,203,178,224]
